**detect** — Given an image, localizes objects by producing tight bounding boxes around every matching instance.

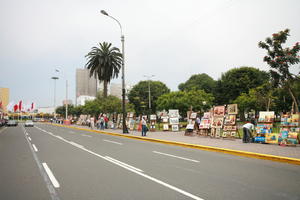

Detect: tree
[85,42,122,98]
[128,81,170,115]
[156,90,214,117]
[214,67,269,105]
[178,73,216,94]
[233,91,256,121]
[259,29,300,112]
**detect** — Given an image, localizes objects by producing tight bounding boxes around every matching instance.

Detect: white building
[37,107,55,114]
[76,95,96,106]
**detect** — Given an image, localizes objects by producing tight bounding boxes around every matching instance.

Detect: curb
[47,123,300,165]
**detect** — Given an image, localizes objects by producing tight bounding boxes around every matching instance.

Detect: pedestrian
[104,115,109,129]
[242,119,255,143]
[100,115,104,130]
[90,116,95,130]
[141,117,148,136]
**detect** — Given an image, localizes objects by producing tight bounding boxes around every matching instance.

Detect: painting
[169,117,179,125]
[172,124,179,131]
[212,117,224,128]
[190,112,197,119]
[203,112,211,119]
[227,104,238,115]
[213,106,225,117]
[169,109,179,118]
[215,128,221,138]
[199,119,210,129]
[224,115,236,125]
[150,115,157,120]
[258,111,275,122]
[163,124,169,131]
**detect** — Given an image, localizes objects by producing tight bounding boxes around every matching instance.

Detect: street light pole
[101,10,128,133]
[144,75,155,115]
[51,76,59,118]
[65,80,68,120]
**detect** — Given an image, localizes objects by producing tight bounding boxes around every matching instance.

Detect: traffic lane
[27,125,199,200]
[0,126,51,200]
[36,124,300,199]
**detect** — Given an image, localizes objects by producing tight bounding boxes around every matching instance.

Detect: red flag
[19,101,22,111]
[14,104,18,112]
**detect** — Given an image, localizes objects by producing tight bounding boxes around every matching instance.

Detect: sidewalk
[72,124,300,159]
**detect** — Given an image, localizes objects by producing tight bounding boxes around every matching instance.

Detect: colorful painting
[163,124,169,131]
[227,104,238,115]
[213,106,225,117]
[190,112,197,119]
[224,115,236,125]
[258,111,275,122]
[199,119,210,129]
[212,117,224,128]
[203,112,211,119]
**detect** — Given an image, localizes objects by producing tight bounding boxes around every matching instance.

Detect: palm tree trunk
[103,80,108,98]
[288,87,299,113]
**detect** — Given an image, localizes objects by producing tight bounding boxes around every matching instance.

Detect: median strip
[47,123,300,165]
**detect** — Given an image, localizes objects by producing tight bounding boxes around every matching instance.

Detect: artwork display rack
[255,111,275,143]
[279,113,300,146]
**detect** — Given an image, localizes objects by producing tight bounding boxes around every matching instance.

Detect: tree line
[56,29,299,120]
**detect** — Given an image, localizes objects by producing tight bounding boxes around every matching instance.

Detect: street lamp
[101,10,128,133]
[51,76,59,118]
[144,75,155,115]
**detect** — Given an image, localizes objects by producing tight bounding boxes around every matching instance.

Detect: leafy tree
[214,67,269,105]
[233,91,256,121]
[156,90,214,117]
[97,95,122,114]
[258,29,300,112]
[178,73,216,94]
[85,42,122,97]
[251,82,276,111]
[128,81,170,115]
[82,100,101,116]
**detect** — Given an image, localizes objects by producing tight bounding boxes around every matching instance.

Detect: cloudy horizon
[1,0,299,108]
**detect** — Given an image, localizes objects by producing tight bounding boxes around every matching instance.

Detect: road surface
[0,124,299,200]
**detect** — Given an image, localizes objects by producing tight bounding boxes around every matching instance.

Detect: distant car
[6,120,18,127]
[25,120,34,127]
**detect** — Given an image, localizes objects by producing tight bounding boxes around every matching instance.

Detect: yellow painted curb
[46,123,300,165]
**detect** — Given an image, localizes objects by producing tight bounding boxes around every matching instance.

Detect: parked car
[25,120,34,127]
[6,120,18,126]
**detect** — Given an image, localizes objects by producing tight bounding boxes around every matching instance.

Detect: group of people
[88,114,109,130]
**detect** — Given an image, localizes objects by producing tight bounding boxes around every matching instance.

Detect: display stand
[255,111,275,143]
[222,104,238,139]
[279,113,299,146]
[211,106,225,138]
[169,109,179,132]
[150,115,157,131]
[199,112,211,137]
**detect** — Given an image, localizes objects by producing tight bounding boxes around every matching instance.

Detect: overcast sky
[1,0,299,108]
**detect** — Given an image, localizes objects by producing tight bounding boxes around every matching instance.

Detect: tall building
[76,68,97,105]
[0,88,9,113]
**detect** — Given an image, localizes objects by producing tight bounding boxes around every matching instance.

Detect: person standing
[141,117,148,136]
[242,120,255,143]
[90,116,95,130]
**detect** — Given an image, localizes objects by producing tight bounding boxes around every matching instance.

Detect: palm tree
[85,42,122,98]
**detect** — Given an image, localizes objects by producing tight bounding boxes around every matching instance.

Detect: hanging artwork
[213,106,225,117]
[212,117,224,128]
[224,115,236,125]
[227,104,238,115]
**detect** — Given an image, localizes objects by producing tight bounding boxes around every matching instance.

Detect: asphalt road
[0,124,299,200]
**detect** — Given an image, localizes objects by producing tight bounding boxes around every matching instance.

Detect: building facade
[0,88,9,113]
[76,68,97,105]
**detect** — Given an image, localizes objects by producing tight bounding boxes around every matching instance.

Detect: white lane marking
[81,135,92,138]
[28,137,32,141]
[32,144,38,152]
[36,126,203,200]
[0,127,7,133]
[42,163,60,188]
[69,141,84,148]
[22,126,61,200]
[105,156,144,172]
[153,151,200,163]
[103,139,123,145]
